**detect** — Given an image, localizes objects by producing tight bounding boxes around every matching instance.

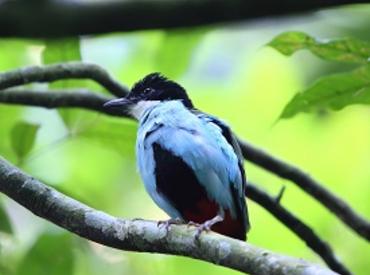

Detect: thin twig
[246,184,351,275]
[275,185,286,204]
[0,62,129,97]
[0,157,337,275]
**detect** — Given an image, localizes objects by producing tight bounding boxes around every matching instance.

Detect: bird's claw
[193,214,224,241]
[157,218,183,233]
[187,221,200,227]
[195,221,212,240]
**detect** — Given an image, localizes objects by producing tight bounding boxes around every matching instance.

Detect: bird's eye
[143,87,153,94]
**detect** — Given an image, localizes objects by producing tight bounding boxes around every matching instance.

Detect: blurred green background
[1,5,370,275]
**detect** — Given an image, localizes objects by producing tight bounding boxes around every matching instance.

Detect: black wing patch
[152,142,209,215]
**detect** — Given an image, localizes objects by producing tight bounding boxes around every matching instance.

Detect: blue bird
[104,73,250,240]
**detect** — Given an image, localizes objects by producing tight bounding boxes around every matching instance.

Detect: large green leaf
[0,201,12,234]
[118,29,206,84]
[155,29,206,78]
[0,40,41,162]
[43,38,81,67]
[0,40,35,71]
[17,233,74,275]
[280,65,370,118]
[268,31,370,64]
[77,119,137,155]
[11,121,40,161]
[42,38,86,130]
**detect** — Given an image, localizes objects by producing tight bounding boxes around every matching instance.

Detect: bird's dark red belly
[183,198,245,240]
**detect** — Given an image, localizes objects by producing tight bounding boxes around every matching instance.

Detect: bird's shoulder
[140,106,238,158]
[192,110,243,158]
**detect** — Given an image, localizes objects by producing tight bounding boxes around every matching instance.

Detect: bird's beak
[103,97,132,109]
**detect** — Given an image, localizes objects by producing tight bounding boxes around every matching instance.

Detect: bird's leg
[157,217,184,233]
[194,211,224,240]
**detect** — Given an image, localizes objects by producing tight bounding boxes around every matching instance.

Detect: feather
[194,111,250,233]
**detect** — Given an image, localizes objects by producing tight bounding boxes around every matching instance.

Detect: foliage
[155,29,206,79]
[268,31,370,118]
[11,121,39,163]
[268,31,370,64]
[0,201,12,234]
[42,38,87,130]
[279,65,370,118]
[17,233,74,275]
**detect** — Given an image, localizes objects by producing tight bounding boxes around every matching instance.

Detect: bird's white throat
[130,100,161,120]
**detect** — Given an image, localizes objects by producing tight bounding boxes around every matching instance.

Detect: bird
[103,73,250,241]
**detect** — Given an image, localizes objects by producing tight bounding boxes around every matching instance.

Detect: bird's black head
[103,73,193,118]
[130,73,193,108]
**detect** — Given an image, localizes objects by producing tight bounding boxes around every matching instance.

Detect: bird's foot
[157,218,183,233]
[187,221,200,227]
[194,214,224,240]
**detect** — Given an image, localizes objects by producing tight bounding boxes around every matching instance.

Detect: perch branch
[0,157,338,275]
[0,62,128,97]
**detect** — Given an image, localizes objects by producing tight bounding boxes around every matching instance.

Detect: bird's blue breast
[136,101,242,219]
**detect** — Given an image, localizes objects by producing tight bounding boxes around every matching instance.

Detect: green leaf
[268,31,370,64]
[0,201,12,234]
[155,29,206,78]
[0,40,39,162]
[17,233,74,275]
[280,65,370,118]
[42,38,86,130]
[117,31,163,84]
[11,121,40,161]
[77,119,137,155]
[0,263,12,275]
[0,39,35,71]
[42,38,81,69]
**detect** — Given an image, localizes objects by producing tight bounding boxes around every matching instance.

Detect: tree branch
[0,0,368,38]
[0,89,123,117]
[0,157,338,275]
[246,184,350,275]
[1,87,368,243]
[0,62,128,97]
[239,140,370,242]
